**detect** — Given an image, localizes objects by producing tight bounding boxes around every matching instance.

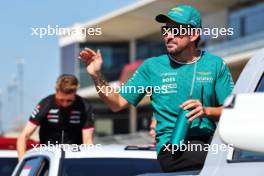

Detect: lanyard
[168,51,202,99]
[189,59,198,99]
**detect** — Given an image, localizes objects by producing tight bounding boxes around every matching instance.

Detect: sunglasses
[161,25,194,37]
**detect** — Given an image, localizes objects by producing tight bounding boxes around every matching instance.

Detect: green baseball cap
[156,5,202,28]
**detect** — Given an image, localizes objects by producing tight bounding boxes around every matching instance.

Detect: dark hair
[195,36,201,47]
[55,74,79,94]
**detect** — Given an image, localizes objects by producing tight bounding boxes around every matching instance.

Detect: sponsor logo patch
[49,109,59,114]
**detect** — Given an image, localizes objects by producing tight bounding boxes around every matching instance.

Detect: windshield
[61,158,161,176]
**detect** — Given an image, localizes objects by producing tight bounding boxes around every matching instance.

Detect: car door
[14,156,49,176]
[199,49,264,176]
[225,73,264,162]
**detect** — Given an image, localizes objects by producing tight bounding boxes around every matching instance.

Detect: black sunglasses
[161,25,194,36]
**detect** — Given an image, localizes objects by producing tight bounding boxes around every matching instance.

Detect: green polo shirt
[119,51,234,153]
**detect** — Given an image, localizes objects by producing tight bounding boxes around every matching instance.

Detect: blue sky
[0,0,136,131]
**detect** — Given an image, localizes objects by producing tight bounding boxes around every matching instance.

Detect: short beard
[167,44,188,58]
[167,48,183,57]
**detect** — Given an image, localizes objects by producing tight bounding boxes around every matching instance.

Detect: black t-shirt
[29,94,94,145]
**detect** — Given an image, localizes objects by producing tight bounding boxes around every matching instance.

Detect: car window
[17,157,49,176]
[232,73,264,162]
[0,158,18,176]
[61,158,162,176]
[232,149,264,162]
[255,73,264,92]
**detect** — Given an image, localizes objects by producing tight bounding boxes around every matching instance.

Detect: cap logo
[171,7,184,12]
[170,8,183,16]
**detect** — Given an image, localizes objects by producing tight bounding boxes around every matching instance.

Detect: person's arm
[91,72,129,112]
[180,60,234,122]
[180,99,223,122]
[149,118,157,145]
[82,128,94,144]
[82,99,95,144]
[17,97,48,160]
[79,48,129,112]
[17,122,38,160]
[204,106,223,121]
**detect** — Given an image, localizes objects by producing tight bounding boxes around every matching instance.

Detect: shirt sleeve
[215,61,234,105]
[29,98,49,125]
[82,99,95,129]
[119,61,151,106]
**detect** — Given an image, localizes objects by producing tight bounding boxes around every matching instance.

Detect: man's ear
[190,32,200,43]
[189,27,200,42]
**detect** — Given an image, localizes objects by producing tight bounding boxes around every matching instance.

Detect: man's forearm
[82,128,94,144]
[84,136,93,144]
[17,136,27,160]
[91,72,124,111]
[204,106,223,121]
[83,136,93,144]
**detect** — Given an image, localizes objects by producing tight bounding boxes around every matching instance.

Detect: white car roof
[27,144,157,159]
[0,150,17,158]
[64,144,157,159]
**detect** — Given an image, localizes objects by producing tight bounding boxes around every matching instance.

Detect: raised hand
[79,48,103,76]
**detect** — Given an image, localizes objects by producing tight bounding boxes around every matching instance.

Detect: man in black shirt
[17,74,94,160]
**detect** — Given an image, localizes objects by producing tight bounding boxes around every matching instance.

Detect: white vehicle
[12,145,161,176]
[219,93,264,153]
[12,49,264,176]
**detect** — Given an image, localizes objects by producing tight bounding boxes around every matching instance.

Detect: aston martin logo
[196,72,212,76]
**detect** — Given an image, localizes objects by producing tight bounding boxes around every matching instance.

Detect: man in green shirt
[79,5,233,172]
